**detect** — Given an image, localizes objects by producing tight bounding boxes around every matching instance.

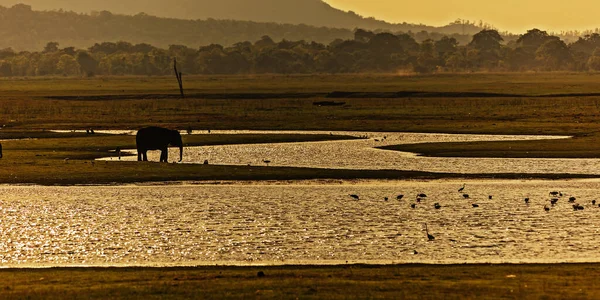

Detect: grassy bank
[1,73,600,184]
[1,264,597,299]
[0,73,599,135]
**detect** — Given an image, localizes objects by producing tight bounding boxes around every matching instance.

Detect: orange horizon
[324,0,600,34]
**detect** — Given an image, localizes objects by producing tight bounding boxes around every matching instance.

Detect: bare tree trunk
[174,58,184,98]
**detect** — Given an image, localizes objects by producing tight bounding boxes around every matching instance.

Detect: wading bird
[396,194,404,200]
[263,160,271,166]
[417,193,427,198]
[544,205,550,212]
[593,200,596,205]
[489,195,493,200]
[434,203,441,209]
[349,194,359,200]
[472,203,480,208]
[524,198,530,204]
[463,194,469,199]
[549,191,560,196]
[411,203,416,209]
[458,184,465,192]
[424,223,435,241]
[569,197,576,203]
[550,198,559,205]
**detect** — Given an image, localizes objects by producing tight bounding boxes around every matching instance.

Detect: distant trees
[1,28,600,76]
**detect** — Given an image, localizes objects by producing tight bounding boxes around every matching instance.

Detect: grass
[2,73,600,183]
[0,264,598,299]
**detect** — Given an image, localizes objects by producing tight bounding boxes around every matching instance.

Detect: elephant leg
[143,151,148,161]
[160,148,168,162]
[138,150,142,161]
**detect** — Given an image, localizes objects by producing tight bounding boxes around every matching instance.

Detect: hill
[0,4,353,50]
[0,0,484,34]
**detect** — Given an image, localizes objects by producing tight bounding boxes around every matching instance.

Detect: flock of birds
[348,183,600,242]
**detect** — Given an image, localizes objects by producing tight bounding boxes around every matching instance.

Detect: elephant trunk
[179,145,183,162]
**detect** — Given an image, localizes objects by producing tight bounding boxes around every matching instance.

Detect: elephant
[136,126,183,162]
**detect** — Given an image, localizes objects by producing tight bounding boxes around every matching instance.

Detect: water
[0,180,599,267]
[105,130,594,175]
[10,131,597,267]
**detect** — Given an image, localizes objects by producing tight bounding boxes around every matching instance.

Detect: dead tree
[174,58,184,98]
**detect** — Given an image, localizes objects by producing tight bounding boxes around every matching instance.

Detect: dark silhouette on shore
[136,126,183,162]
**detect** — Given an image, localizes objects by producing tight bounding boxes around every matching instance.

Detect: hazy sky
[324,0,600,33]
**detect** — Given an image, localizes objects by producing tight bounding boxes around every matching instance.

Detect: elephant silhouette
[136,127,183,162]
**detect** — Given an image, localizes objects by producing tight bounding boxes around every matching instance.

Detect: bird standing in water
[424,223,435,241]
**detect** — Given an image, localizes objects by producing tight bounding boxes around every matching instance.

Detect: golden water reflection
[1,180,599,267]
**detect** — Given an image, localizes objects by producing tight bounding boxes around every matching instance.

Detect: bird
[424,223,435,241]
[417,193,427,198]
[410,203,416,209]
[416,197,422,203]
[462,194,470,199]
[592,200,597,205]
[544,205,550,212]
[472,203,480,208]
[573,204,584,211]
[458,184,465,192]
[489,195,493,200]
[524,198,530,204]
[412,250,418,255]
[384,197,389,201]
[263,160,271,166]
[569,197,576,203]
[349,194,359,200]
[434,203,441,209]
[396,194,404,200]
[550,198,559,205]
[549,191,560,196]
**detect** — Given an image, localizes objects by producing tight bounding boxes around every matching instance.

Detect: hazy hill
[0,0,484,34]
[0,4,353,50]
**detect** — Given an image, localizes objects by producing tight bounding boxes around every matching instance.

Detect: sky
[324,0,600,33]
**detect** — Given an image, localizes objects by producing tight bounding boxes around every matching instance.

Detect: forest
[1,27,600,77]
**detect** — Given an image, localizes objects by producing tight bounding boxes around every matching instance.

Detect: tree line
[1,28,600,76]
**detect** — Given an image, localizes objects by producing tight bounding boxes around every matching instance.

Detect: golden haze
[324,0,600,33]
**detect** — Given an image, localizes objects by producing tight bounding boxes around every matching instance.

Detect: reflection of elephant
[136,127,183,162]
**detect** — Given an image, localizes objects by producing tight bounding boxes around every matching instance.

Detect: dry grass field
[1,264,598,299]
[1,73,600,184]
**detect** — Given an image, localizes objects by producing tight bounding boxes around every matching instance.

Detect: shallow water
[1,179,600,267]
[104,130,594,175]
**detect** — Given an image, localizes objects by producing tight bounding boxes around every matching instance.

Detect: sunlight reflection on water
[99,130,591,175]
[1,180,600,267]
